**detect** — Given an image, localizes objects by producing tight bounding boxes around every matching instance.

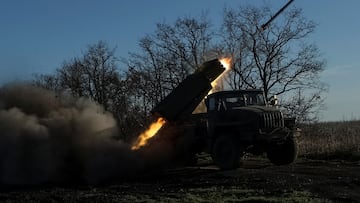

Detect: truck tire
[212,136,243,170]
[267,136,298,165]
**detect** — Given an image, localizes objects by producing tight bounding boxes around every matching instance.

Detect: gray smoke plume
[0,84,144,185]
[0,84,195,185]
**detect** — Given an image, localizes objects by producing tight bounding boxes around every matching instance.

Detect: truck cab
[206,89,267,111]
[200,89,299,169]
[205,90,286,136]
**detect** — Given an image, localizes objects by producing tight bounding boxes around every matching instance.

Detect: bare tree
[125,15,214,111]
[32,73,60,91]
[57,58,87,97]
[219,5,326,121]
[44,41,121,111]
[281,89,326,123]
[81,41,120,110]
[221,5,326,100]
[32,41,141,139]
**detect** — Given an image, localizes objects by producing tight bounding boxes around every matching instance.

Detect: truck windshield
[223,92,265,109]
[243,93,266,106]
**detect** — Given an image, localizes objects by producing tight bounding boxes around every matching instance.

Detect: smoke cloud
[0,84,194,185]
[0,84,147,185]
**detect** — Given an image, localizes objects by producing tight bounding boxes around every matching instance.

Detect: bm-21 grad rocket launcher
[152,59,225,122]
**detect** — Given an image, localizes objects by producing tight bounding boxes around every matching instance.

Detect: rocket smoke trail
[0,84,192,185]
[0,84,146,185]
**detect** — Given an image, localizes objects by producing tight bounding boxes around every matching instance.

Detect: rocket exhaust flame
[219,57,232,70]
[131,117,166,150]
[209,57,232,94]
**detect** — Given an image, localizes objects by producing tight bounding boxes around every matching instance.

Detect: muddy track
[0,158,359,202]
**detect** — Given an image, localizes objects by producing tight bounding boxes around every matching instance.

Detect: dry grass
[298,120,360,160]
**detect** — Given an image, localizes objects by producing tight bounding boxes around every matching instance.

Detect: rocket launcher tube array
[152,59,225,122]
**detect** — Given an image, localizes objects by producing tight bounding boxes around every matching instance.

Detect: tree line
[33,4,326,140]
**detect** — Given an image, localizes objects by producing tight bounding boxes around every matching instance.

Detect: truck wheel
[267,136,298,165]
[212,136,243,170]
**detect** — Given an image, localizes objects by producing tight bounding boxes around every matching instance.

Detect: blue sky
[0,0,359,121]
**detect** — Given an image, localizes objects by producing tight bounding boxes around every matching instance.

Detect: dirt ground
[0,157,359,202]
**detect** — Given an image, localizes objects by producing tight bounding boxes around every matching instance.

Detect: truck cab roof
[205,89,267,111]
[207,89,264,98]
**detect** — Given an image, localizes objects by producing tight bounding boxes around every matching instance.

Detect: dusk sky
[1,0,359,121]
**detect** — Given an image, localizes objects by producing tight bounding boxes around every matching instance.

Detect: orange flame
[209,57,232,94]
[131,117,166,150]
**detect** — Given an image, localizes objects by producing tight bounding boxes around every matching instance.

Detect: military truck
[150,59,300,170]
[185,89,300,169]
[147,1,298,169]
